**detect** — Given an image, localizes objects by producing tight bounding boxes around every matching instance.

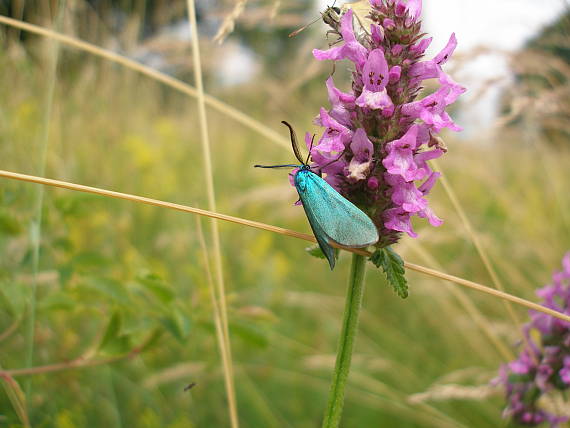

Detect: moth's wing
[300,172,379,248]
[301,202,336,270]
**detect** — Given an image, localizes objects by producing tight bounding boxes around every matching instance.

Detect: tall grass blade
[186,1,239,426]
[23,0,65,402]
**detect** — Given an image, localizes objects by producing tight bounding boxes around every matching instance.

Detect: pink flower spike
[363,49,389,91]
[383,18,395,30]
[367,176,379,190]
[401,87,462,133]
[410,37,432,55]
[434,33,458,66]
[418,171,441,195]
[388,176,428,213]
[415,150,443,179]
[561,356,570,384]
[325,76,356,126]
[404,0,422,24]
[355,50,394,111]
[395,1,407,17]
[389,66,402,83]
[371,24,384,44]
[326,76,356,104]
[382,125,420,181]
[392,44,403,56]
[439,72,467,104]
[395,0,423,21]
[347,128,374,181]
[384,208,418,238]
[417,206,443,227]
[410,61,440,80]
[315,108,352,154]
[356,89,393,112]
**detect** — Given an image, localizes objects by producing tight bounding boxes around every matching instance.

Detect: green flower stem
[322,253,367,428]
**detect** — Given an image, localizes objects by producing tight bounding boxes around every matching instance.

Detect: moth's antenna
[281,121,305,165]
[288,15,321,38]
[316,149,347,173]
[288,0,339,38]
[254,164,300,169]
[305,134,315,165]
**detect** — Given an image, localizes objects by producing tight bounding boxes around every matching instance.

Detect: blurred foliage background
[0,0,569,427]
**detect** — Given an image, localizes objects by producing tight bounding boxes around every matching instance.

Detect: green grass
[0,6,569,427]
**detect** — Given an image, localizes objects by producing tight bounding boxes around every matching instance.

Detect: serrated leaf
[370,247,408,298]
[305,244,339,260]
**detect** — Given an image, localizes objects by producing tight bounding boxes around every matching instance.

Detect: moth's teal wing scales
[302,204,337,270]
[294,169,379,269]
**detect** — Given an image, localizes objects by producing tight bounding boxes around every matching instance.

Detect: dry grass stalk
[408,384,494,404]
[213,0,248,44]
[1,168,569,325]
[186,0,239,426]
[0,15,290,150]
[432,160,523,329]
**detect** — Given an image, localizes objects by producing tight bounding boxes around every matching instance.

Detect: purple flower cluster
[495,252,570,427]
[304,0,464,246]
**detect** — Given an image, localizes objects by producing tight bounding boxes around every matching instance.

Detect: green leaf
[306,244,339,260]
[0,211,22,235]
[139,328,164,353]
[84,277,130,305]
[99,312,122,351]
[136,272,175,304]
[369,247,408,298]
[160,308,191,342]
[99,311,133,355]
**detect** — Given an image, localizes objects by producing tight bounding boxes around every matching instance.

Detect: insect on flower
[288,4,343,38]
[255,121,379,270]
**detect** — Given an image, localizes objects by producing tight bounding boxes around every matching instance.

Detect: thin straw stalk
[186,1,239,426]
[0,15,289,150]
[433,160,522,329]
[0,169,568,324]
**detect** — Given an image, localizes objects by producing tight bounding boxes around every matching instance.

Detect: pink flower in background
[495,252,570,427]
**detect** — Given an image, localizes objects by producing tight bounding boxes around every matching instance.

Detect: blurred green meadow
[0,1,569,427]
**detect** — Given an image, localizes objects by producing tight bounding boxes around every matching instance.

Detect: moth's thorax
[294,166,312,191]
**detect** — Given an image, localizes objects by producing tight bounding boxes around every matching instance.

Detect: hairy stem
[322,254,367,428]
